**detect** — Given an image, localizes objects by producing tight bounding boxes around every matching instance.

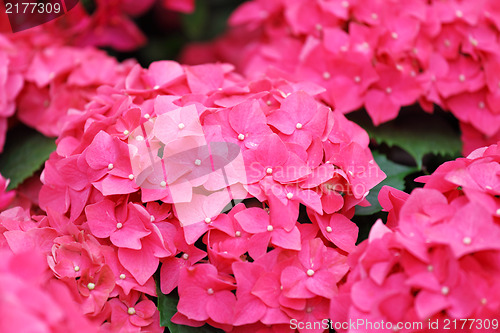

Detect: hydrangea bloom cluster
[333,142,500,331]
[182,0,500,154]
[18,59,386,330]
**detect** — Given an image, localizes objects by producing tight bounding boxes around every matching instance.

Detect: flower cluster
[182,0,500,154]
[334,142,500,331]
[22,59,385,330]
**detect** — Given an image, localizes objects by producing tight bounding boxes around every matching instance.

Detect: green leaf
[349,108,462,169]
[0,127,56,190]
[157,286,222,333]
[182,0,210,41]
[355,152,417,215]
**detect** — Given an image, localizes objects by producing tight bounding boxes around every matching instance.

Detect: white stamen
[266,168,273,174]
[441,286,450,295]
[496,208,500,215]
[444,39,451,47]
[128,174,134,180]
[315,23,323,31]
[463,236,472,245]
[74,266,80,272]
[354,76,361,83]
[326,226,333,233]
[459,74,466,82]
[128,307,136,315]
[296,123,303,129]
[323,71,331,80]
[306,269,315,277]
[182,253,189,260]
[194,159,201,166]
[371,13,378,20]
[306,306,313,313]
[455,10,463,18]
[386,87,392,94]
[207,288,214,295]
[153,85,160,90]
[235,231,242,237]
[87,282,95,290]
[144,114,150,119]
[481,298,487,305]
[160,181,167,187]
[267,225,274,232]
[136,135,144,141]
[108,163,114,170]
[478,101,485,109]
[205,217,212,224]
[123,130,129,135]
[238,133,245,141]
[391,32,398,39]
[427,265,434,272]
[178,123,185,129]
[119,274,126,279]
[286,192,294,199]
[266,100,272,106]
[116,223,123,229]
[150,216,155,222]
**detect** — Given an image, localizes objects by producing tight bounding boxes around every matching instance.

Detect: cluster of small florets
[1,59,384,331]
[182,0,500,154]
[333,143,500,331]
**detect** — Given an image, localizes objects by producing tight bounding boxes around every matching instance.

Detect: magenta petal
[206,290,236,324]
[118,246,159,285]
[177,286,209,321]
[305,270,337,298]
[271,227,301,251]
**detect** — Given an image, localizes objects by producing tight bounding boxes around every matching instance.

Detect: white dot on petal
[207,288,214,295]
[119,274,126,279]
[459,74,466,82]
[108,163,114,170]
[496,208,500,215]
[296,123,303,129]
[481,298,487,305]
[266,168,273,174]
[371,13,378,20]
[128,307,136,315]
[182,253,189,260]
[354,76,361,83]
[136,135,144,141]
[315,23,323,31]
[150,215,155,222]
[238,133,245,141]
[386,87,392,94]
[391,32,398,39]
[280,285,283,290]
[116,223,123,229]
[322,71,331,80]
[267,225,274,232]
[123,130,129,135]
[205,217,212,224]
[266,100,272,106]
[235,231,241,237]
[87,283,95,290]
[341,1,349,8]
[178,123,185,129]
[306,269,315,277]
[455,9,463,18]
[306,306,313,313]
[478,101,485,109]
[463,236,472,245]
[153,85,160,90]
[74,266,80,272]
[194,159,201,166]
[326,226,332,233]
[441,286,450,295]
[286,192,294,199]
[427,265,434,272]
[128,174,134,180]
